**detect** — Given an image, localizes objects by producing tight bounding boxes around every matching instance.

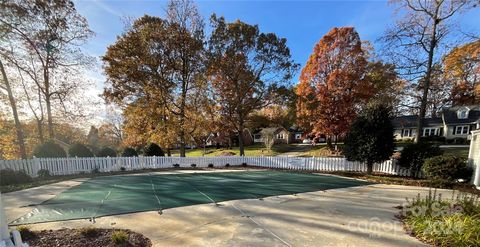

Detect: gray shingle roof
[392,115,443,128]
[441,105,480,125]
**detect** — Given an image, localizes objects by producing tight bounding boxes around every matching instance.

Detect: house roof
[392,115,443,128]
[441,105,480,125]
[260,127,287,135]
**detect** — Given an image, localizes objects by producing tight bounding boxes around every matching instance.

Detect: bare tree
[262,132,275,153]
[0,0,94,139]
[381,0,475,142]
[0,59,26,158]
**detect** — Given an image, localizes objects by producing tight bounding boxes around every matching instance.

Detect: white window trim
[457,108,469,119]
[276,133,285,139]
[455,125,469,135]
[295,133,302,139]
[402,129,411,137]
[423,128,439,137]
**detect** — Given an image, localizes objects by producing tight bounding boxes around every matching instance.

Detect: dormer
[457,106,470,119]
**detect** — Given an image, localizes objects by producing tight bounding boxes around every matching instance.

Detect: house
[393,105,480,141]
[205,129,254,148]
[253,127,303,144]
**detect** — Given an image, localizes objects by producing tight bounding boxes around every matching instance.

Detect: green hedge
[97,147,117,157]
[33,141,67,158]
[68,143,94,157]
[0,169,32,185]
[399,142,443,173]
[143,143,164,156]
[121,147,138,157]
[423,155,473,182]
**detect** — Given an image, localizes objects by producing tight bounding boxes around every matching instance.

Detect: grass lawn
[171,144,293,157]
[298,143,344,157]
[442,147,469,158]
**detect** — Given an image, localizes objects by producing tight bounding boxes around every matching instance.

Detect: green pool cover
[11,171,372,225]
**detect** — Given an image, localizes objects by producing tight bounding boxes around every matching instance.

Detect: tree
[0,0,94,139]
[143,143,165,157]
[87,126,100,153]
[0,59,26,158]
[443,40,480,105]
[364,61,405,113]
[381,0,475,142]
[103,1,207,157]
[0,113,19,159]
[296,27,370,144]
[207,15,297,156]
[261,130,275,152]
[344,103,395,175]
[121,98,178,156]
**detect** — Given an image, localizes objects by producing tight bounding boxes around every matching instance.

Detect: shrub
[419,135,446,144]
[423,155,473,182]
[173,164,180,168]
[453,137,467,145]
[111,230,128,245]
[402,189,480,247]
[120,167,126,171]
[399,141,443,174]
[91,168,100,174]
[225,163,230,167]
[97,147,117,157]
[241,163,247,167]
[79,227,98,237]
[143,143,165,156]
[33,141,66,158]
[37,169,50,179]
[191,164,196,168]
[68,143,94,157]
[344,102,394,175]
[121,147,138,157]
[16,225,35,240]
[208,163,214,168]
[0,169,32,186]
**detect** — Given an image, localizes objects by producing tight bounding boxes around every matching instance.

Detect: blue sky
[74,0,480,98]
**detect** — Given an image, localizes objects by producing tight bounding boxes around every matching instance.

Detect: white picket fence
[0,156,419,178]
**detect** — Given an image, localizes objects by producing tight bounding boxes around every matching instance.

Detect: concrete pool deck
[3,170,443,247]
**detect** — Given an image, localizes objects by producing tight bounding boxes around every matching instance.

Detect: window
[276,133,284,139]
[455,125,469,135]
[423,128,439,136]
[402,129,411,137]
[457,108,469,119]
[295,133,302,139]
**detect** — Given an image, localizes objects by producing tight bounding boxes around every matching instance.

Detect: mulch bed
[22,228,151,247]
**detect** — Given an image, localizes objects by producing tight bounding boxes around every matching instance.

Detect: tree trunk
[36,118,44,143]
[45,94,54,139]
[366,161,373,175]
[0,60,27,159]
[179,129,186,157]
[238,120,245,156]
[415,17,438,143]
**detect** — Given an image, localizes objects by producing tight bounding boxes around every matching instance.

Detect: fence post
[33,156,40,178]
[0,192,9,241]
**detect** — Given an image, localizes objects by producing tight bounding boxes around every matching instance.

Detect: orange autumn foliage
[444,40,480,105]
[296,27,372,139]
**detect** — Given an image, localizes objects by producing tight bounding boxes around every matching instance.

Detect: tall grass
[402,189,480,247]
